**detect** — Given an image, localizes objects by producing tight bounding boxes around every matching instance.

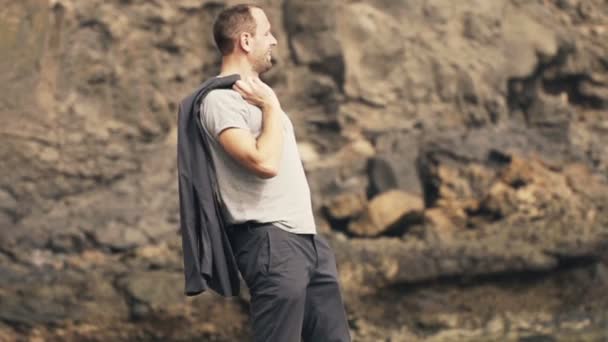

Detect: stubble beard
[253,51,273,75]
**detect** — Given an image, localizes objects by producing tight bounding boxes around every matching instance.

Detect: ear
[238,32,253,53]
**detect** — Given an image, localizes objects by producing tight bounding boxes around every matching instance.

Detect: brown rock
[480,181,519,218]
[349,190,424,237]
[2,0,608,340]
[424,207,457,242]
[324,191,367,220]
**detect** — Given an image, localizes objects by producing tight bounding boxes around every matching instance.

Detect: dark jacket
[177,74,241,297]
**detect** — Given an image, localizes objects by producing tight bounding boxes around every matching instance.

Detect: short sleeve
[200,90,250,140]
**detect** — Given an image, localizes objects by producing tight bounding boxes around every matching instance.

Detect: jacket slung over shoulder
[176,74,241,297]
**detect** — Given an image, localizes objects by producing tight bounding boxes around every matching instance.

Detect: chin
[257,64,273,75]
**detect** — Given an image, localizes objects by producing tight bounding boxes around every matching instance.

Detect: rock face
[1,0,608,340]
[348,189,424,237]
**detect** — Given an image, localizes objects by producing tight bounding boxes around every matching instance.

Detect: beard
[252,50,273,74]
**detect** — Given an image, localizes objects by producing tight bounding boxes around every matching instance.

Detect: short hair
[213,4,261,56]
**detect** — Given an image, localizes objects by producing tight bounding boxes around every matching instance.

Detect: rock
[0,188,18,214]
[323,190,367,220]
[423,207,457,242]
[348,190,424,237]
[371,132,423,196]
[284,0,342,77]
[479,181,519,219]
[0,269,128,326]
[314,216,333,234]
[93,221,150,251]
[118,271,186,315]
[306,155,369,214]
[1,0,608,340]
[336,215,608,291]
[131,242,181,269]
[297,141,320,165]
[502,10,558,78]
[338,2,407,107]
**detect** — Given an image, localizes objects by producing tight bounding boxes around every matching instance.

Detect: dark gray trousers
[227,222,351,342]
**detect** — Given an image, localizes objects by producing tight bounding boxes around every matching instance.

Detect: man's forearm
[255,104,284,176]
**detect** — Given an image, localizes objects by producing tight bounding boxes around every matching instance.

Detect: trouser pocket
[232,225,271,286]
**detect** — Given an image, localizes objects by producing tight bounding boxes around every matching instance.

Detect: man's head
[213,4,278,75]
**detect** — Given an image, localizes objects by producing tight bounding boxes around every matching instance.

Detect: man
[200,4,352,342]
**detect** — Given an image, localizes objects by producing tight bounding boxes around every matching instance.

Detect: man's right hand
[232,77,281,111]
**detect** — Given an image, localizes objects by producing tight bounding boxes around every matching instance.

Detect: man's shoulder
[201,89,251,117]
[204,88,243,104]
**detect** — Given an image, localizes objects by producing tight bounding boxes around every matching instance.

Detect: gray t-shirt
[199,88,317,235]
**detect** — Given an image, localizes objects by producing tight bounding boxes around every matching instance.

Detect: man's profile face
[248,8,277,75]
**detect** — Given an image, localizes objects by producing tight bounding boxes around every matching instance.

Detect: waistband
[225,220,271,233]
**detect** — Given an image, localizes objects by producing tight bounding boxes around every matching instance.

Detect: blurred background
[1,0,608,341]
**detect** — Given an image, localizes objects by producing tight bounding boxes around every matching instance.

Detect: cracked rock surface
[1,0,608,340]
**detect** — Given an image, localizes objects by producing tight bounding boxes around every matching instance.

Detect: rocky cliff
[1,0,608,341]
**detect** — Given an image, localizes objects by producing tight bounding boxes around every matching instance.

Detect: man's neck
[217,56,258,79]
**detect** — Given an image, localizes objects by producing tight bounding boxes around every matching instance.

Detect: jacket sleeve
[178,173,208,295]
